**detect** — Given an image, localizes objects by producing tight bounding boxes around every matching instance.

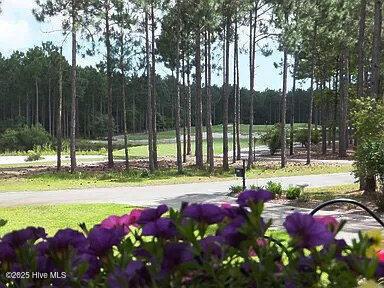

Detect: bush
[0,125,52,152]
[266,181,283,197]
[260,124,281,155]
[294,128,321,148]
[76,139,126,152]
[25,149,42,162]
[228,185,244,196]
[285,186,302,200]
[0,190,383,287]
[352,99,384,194]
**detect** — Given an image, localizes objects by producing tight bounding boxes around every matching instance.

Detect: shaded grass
[0,163,353,192]
[0,204,133,236]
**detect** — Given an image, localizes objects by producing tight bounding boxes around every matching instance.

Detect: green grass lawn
[0,163,353,192]
[304,183,360,201]
[115,137,251,158]
[0,204,134,236]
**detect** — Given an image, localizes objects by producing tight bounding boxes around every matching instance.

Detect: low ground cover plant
[1,190,384,287]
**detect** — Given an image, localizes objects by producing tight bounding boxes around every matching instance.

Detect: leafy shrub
[249,184,262,190]
[76,139,126,152]
[228,185,244,196]
[352,99,384,193]
[285,186,302,200]
[266,181,283,197]
[354,140,384,184]
[294,128,321,148]
[25,149,42,162]
[260,124,281,155]
[0,125,52,152]
[0,190,383,287]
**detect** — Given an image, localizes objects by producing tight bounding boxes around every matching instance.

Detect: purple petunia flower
[2,227,46,248]
[142,218,177,239]
[88,226,125,256]
[0,242,15,262]
[237,189,274,207]
[221,203,244,219]
[183,204,224,224]
[376,261,384,278]
[108,261,151,288]
[161,243,194,273]
[218,216,247,247]
[73,253,101,279]
[200,236,225,259]
[47,229,88,252]
[283,212,334,249]
[137,204,168,225]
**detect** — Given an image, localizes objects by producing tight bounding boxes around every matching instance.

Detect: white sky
[0,0,307,91]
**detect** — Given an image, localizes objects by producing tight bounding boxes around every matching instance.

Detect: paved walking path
[0,173,354,207]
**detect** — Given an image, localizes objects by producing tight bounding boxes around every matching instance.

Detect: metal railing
[309,198,384,228]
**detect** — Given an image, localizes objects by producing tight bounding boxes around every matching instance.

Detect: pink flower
[120,209,143,228]
[100,209,143,233]
[377,250,384,263]
[220,203,232,209]
[314,216,339,232]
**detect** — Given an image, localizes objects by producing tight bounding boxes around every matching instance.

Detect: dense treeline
[0,0,383,180]
[0,48,311,138]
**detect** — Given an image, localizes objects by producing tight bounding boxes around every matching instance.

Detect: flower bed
[1,189,384,287]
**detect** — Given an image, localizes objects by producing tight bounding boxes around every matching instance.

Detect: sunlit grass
[0,204,134,236]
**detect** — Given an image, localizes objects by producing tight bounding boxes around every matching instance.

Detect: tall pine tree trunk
[232,26,237,164]
[48,74,52,134]
[235,17,241,161]
[357,0,367,99]
[35,78,39,125]
[57,47,63,171]
[151,4,158,169]
[332,69,338,154]
[248,3,257,169]
[339,45,348,158]
[182,54,187,163]
[70,10,77,173]
[175,3,182,173]
[120,32,129,171]
[145,11,154,173]
[222,19,230,171]
[372,0,382,99]
[195,15,203,169]
[206,30,214,172]
[307,24,317,165]
[281,31,288,168]
[186,58,192,156]
[105,2,114,168]
[321,82,327,155]
[290,54,298,156]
